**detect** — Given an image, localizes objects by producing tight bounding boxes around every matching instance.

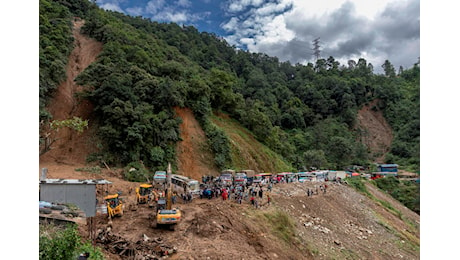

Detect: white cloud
[100,3,124,13]
[290,0,392,20]
[153,11,189,23]
[254,0,293,16]
[141,0,207,24]
[253,15,294,45]
[146,0,166,14]
[221,17,240,32]
[177,0,192,8]
[126,7,144,16]
[226,0,265,13]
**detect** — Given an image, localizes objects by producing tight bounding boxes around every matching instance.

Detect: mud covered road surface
[73,177,420,260]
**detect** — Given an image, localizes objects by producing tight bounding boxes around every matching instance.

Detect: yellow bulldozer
[136,183,153,204]
[104,193,123,218]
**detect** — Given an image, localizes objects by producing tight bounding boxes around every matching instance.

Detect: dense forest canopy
[39,0,420,173]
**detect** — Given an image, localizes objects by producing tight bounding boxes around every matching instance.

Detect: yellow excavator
[136,183,153,204]
[104,193,123,218]
[152,163,181,230]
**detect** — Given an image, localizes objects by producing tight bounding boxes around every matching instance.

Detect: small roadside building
[39,178,112,217]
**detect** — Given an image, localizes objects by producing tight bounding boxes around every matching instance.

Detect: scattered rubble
[96,228,177,259]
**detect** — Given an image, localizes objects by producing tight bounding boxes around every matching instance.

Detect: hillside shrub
[199,117,232,169]
[373,176,420,214]
[39,223,104,260]
[123,161,151,182]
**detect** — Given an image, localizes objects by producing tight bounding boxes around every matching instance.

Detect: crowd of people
[196,181,272,209]
[195,176,309,209]
[169,175,332,209]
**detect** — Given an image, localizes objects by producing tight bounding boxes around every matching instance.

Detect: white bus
[171,174,200,195]
[297,172,312,183]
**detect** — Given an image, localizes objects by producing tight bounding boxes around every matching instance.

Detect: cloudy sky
[99,0,419,73]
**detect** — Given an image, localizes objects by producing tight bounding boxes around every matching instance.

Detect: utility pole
[312,37,321,62]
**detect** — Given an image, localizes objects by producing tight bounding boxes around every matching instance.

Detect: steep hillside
[356,99,394,163]
[211,112,293,173]
[40,19,102,165]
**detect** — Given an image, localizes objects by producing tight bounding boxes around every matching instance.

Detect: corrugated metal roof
[39,179,112,185]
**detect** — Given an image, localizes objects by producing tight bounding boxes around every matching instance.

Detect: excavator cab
[104,193,123,218]
[136,183,153,204]
[156,198,167,211]
[152,189,181,230]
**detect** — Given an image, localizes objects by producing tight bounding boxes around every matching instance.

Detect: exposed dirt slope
[40,19,102,166]
[356,99,394,163]
[174,107,219,180]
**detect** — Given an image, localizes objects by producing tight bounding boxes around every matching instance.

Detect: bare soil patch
[356,99,394,163]
[174,107,220,180]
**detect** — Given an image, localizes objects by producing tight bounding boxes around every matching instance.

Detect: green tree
[382,60,396,77]
[303,150,328,169]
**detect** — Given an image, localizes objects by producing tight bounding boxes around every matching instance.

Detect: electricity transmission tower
[312,37,321,62]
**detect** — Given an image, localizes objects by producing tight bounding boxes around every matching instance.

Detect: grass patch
[261,209,296,244]
[376,199,402,219]
[346,177,370,196]
[339,248,361,260]
[75,166,102,174]
[348,178,406,220]
[374,212,419,253]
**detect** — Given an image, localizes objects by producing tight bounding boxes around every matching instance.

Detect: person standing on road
[172,193,177,204]
[222,189,228,201]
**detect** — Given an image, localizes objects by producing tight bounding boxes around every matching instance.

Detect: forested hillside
[39,0,420,174]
